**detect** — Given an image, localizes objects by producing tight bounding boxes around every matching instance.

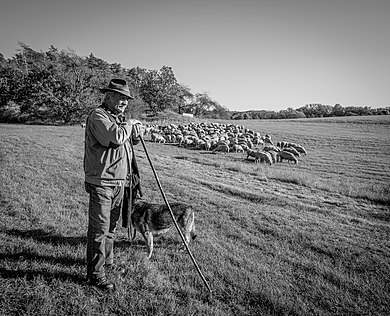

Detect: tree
[176,84,193,114]
[205,102,230,119]
[11,46,104,123]
[0,64,25,107]
[279,107,306,119]
[186,92,221,117]
[0,53,5,65]
[298,103,332,118]
[331,104,345,116]
[128,66,183,113]
[40,50,103,123]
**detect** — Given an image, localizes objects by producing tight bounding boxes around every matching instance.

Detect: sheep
[254,151,273,165]
[246,148,257,160]
[229,137,238,146]
[213,143,229,154]
[240,144,249,151]
[217,140,230,147]
[253,137,264,145]
[285,142,298,148]
[148,122,275,157]
[263,145,280,152]
[277,151,298,164]
[204,140,212,151]
[281,147,300,157]
[197,139,206,150]
[150,133,159,142]
[277,141,287,149]
[181,137,194,147]
[291,145,307,155]
[267,150,278,163]
[153,134,166,143]
[157,136,166,143]
[143,126,155,135]
[264,137,274,146]
[231,144,244,153]
[210,139,219,150]
[246,149,272,165]
[164,134,173,143]
[170,134,177,143]
[176,134,184,144]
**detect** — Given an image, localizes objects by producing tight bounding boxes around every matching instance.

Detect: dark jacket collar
[100,102,126,123]
[101,102,120,115]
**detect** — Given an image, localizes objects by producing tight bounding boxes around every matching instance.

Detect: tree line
[0,43,388,124]
[231,103,389,120]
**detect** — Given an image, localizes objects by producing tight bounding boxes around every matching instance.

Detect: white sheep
[231,144,244,153]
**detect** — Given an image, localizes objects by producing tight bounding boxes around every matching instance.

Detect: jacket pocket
[106,157,123,176]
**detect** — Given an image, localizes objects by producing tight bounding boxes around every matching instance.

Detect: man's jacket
[84,106,135,186]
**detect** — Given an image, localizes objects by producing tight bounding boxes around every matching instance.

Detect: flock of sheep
[145,122,307,165]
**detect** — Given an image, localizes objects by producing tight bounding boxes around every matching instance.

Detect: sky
[1,0,389,111]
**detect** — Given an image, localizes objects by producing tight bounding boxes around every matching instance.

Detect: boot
[89,276,114,291]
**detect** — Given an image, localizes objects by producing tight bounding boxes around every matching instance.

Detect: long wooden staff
[139,135,212,294]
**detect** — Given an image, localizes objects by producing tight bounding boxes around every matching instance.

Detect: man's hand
[128,119,143,138]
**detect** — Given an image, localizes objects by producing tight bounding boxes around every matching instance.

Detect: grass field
[0,115,389,316]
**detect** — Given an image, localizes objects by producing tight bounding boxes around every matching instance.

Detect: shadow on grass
[2,228,86,284]
[3,228,190,286]
[245,291,301,316]
[6,228,86,246]
[115,233,185,251]
[0,266,85,284]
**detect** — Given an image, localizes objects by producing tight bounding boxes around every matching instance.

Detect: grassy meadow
[0,115,389,316]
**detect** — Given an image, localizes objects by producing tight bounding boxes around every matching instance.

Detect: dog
[131,200,197,258]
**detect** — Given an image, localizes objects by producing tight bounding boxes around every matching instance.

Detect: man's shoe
[105,263,126,276]
[89,276,115,291]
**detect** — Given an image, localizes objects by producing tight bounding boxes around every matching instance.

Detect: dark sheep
[263,145,280,152]
[254,151,272,165]
[292,145,307,155]
[278,151,298,164]
[282,147,300,157]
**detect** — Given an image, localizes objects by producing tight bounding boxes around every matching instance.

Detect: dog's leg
[190,212,197,240]
[131,228,137,241]
[142,231,154,259]
[184,223,191,244]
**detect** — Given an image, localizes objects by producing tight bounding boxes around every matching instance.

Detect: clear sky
[1,0,389,111]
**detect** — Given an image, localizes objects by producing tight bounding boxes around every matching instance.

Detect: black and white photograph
[0,0,389,315]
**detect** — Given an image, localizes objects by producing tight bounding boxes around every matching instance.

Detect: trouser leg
[86,183,122,279]
[86,184,110,279]
[105,185,124,265]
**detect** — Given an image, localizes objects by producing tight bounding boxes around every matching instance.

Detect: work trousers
[85,182,125,279]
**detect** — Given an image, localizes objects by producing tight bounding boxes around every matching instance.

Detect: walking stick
[139,135,212,294]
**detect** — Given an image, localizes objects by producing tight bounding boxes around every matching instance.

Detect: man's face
[112,92,129,113]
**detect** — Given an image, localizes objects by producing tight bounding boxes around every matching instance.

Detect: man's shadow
[1,228,87,284]
[2,228,181,283]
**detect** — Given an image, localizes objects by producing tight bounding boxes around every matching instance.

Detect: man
[84,78,142,291]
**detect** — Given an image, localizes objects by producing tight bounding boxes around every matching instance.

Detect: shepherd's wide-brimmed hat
[100,78,134,99]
